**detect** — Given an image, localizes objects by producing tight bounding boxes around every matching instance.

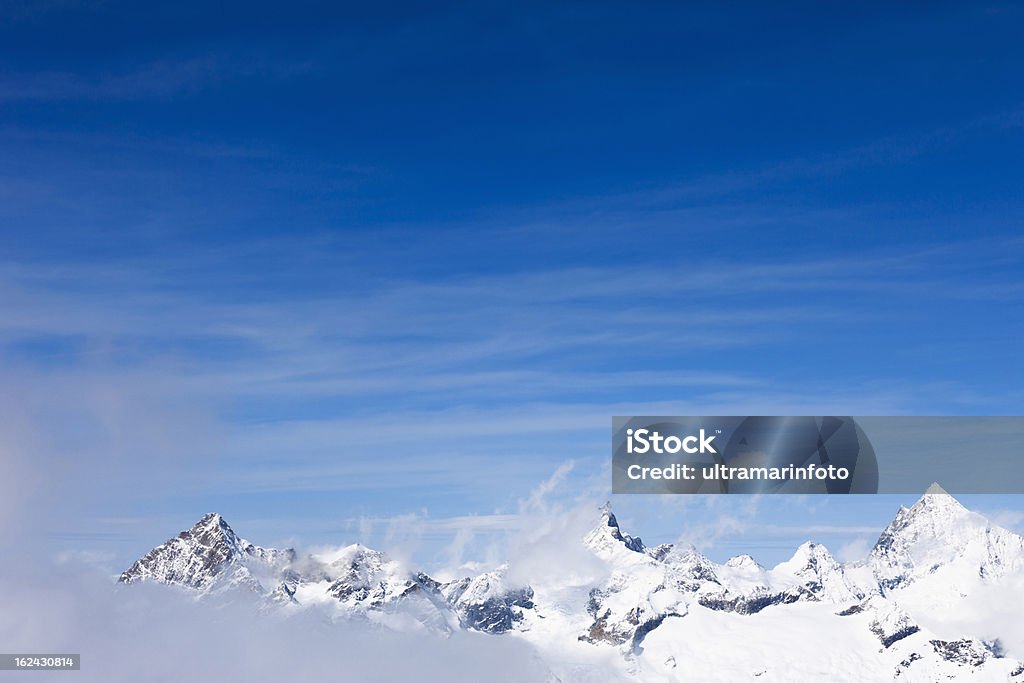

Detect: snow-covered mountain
[866,483,1024,592]
[118,512,533,636]
[119,486,1024,681]
[119,512,295,594]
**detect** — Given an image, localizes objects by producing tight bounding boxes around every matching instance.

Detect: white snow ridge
[120,487,1024,682]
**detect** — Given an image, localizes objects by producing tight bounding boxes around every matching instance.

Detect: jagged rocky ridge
[119,513,531,635]
[119,512,295,593]
[120,485,1024,679]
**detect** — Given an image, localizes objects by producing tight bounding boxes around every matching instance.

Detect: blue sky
[1,1,1023,571]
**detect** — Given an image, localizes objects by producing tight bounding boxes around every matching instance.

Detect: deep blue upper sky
[4,1,1023,258]
[1,1,1023,569]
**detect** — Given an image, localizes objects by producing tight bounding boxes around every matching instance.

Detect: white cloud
[836,537,873,563]
[0,564,553,683]
[981,508,1024,533]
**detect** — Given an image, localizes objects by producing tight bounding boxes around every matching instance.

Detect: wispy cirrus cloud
[2,226,1021,569]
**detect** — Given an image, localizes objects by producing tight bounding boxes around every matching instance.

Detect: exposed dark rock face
[604,510,645,553]
[873,623,920,649]
[436,575,535,634]
[457,588,534,633]
[929,639,996,667]
[894,653,922,677]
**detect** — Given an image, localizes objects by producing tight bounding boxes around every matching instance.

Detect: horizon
[107,483,1022,578]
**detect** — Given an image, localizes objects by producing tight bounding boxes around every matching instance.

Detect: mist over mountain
[115,485,1024,681]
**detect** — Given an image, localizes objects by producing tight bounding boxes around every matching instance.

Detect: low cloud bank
[0,562,553,683]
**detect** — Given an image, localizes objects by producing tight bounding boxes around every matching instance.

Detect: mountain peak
[724,554,763,571]
[193,512,229,534]
[778,541,839,574]
[584,504,646,554]
[794,541,827,556]
[120,513,294,591]
[875,487,970,550]
[867,483,1024,590]
[907,483,967,517]
[181,512,248,552]
[197,511,224,524]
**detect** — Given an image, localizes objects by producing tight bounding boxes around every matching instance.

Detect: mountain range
[118,484,1024,681]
